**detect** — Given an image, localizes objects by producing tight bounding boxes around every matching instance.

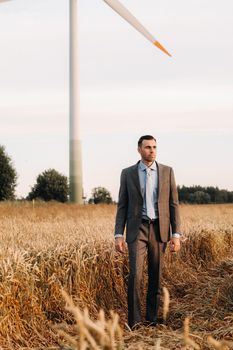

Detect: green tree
[206,186,218,202]
[227,191,233,203]
[90,187,113,204]
[0,145,17,201]
[177,185,190,202]
[215,189,228,203]
[188,191,211,204]
[27,169,68,202]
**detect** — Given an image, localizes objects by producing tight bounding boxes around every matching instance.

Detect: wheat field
[0,202,232,349]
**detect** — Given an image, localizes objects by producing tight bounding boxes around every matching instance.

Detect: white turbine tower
[0,0,171,204]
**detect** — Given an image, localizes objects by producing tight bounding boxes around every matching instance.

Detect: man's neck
[141,159,154,168]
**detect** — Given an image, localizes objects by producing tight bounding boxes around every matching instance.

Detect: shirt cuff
[172,233,181,238]
[115,234,124,239]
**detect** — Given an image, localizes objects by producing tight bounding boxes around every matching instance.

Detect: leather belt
[141,217,158,224]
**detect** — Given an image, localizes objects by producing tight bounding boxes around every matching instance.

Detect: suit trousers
[127,220,166,327]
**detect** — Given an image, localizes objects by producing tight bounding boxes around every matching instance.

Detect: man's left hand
[170,237,181,253]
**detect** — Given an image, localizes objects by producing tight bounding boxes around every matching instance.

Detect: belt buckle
[142,217,152,224]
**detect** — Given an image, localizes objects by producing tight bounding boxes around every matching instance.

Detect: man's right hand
[115,237,125,253]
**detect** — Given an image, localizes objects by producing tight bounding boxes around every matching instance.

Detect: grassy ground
[0,202,232,349]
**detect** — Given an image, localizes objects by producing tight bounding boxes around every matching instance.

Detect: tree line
[1,144,233,204]
[178,185,233,204]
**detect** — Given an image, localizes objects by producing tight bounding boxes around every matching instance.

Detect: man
[114,135,181,329]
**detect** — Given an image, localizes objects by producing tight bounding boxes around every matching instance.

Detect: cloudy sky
[0,0,232,200]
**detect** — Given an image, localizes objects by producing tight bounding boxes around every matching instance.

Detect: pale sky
[0,0,232,200]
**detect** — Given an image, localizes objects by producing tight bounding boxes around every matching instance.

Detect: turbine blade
[154,40,171,57]
[102,0,171,57]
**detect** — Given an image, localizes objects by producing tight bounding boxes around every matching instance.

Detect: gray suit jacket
[114,161,181,243]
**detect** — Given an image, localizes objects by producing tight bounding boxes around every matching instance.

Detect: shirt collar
[139,160,156,171]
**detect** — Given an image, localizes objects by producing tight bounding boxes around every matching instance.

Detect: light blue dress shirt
[138,160,159,219]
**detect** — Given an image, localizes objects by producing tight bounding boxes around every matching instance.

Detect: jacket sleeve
[114,169,128,237]
[169,168,181,234]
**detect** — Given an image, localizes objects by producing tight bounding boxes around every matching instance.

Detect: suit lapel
[130,162,143,198]
[157,162,163,199]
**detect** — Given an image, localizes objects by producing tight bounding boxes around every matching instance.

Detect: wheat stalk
[57,290,124,350]
[183,317,200,350]
[207,335,233,350]
[162,287,170,322]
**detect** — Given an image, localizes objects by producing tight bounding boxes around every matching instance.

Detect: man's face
[138,139,157,163]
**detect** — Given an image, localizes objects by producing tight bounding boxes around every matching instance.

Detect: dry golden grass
[0,202,232,349]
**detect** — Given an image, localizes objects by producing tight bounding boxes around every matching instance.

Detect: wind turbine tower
[69,0,83,203]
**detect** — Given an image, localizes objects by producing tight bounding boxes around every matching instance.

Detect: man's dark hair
[138,135,156,148]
